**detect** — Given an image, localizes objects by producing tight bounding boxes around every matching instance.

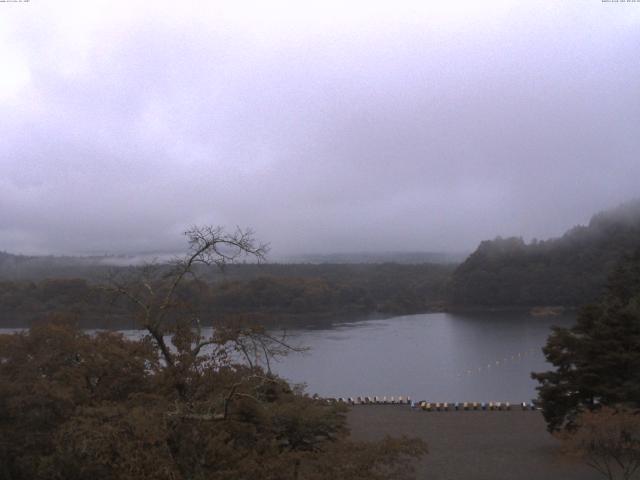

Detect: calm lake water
[0,311,575,403]
[268,311,575,403]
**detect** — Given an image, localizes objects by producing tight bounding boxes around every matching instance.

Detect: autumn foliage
[0,227,426,480]
[0,322,426,480]
[560,407,640,480]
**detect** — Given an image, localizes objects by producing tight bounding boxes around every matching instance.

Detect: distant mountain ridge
[0,249,465,281]
[4,200,639,310]
[278,251,467,265]
[450,199,640,307]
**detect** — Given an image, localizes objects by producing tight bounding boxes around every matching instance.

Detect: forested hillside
[0,263,453,328]
[450,200,640,307]
[3,200,639,323]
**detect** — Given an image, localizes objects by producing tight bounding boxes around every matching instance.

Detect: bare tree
[561,407,640,480]
[105,226,301,402]
[1,227,428,479]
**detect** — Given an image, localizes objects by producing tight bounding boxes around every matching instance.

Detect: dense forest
[0,263,454,328]
[450,200,640,307]
[2,200,640,327]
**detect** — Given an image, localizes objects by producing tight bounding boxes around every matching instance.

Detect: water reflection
[271,312,575,403]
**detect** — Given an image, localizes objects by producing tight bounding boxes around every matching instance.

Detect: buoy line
[454,347,541,378]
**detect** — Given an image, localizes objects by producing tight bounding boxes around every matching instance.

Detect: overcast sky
[1,1,639,257]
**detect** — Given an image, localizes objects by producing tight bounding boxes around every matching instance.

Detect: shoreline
[347,405,599,480]
[0,305,579,330]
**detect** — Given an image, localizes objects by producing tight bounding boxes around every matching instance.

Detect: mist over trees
[450,200,640,307]
[0,226,427,480]
[0,251,117,282]
[2,200,640,329]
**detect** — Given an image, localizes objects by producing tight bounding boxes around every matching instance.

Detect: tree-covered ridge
[0,262,453,329]
[450,199,640,307]
[3,199,640,318]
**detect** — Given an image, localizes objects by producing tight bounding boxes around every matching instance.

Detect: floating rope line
[454,347,540,378]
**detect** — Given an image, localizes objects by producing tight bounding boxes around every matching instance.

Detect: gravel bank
[347,405,601,480]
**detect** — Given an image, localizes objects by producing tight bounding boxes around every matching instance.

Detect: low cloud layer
[1,1,639,257]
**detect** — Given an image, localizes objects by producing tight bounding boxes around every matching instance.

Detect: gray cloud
[1,1,639,257]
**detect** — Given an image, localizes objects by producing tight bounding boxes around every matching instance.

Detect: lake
[0,311,575,403]
[268,311,575,403]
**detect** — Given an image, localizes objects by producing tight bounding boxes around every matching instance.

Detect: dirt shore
[347,405,601,480]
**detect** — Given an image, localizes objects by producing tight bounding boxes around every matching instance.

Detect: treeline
[0,263,454,328]
[4,199,640,320]
[211,263,452,315]
[450,199,640,307]
[0,250,461,281]
[0,279,133,329]
[0,251,118,282]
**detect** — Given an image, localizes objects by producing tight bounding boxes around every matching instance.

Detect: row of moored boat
[328,397,538,411]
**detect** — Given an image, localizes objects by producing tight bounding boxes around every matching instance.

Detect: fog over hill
[1,4,639,480]
[1,1,639,257]
[275,251,468,265]
[451,199,640,307]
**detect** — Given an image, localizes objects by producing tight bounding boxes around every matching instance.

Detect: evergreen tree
[532,249,640,432]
